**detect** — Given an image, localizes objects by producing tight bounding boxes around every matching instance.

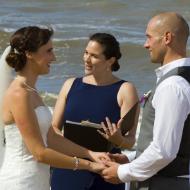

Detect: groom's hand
[101,161,122,184]
[107,153,129,164]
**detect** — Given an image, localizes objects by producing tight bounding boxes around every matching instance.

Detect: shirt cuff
[121,149,136,162]
[127,151,136,162]
[117,164,130,183]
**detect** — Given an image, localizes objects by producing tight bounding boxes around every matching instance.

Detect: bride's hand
[89,161,106,174]
[88,151,110,163]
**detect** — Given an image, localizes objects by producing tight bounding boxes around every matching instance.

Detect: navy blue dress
[51,78,125,190]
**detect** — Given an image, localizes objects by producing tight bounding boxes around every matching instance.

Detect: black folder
[64,121,112,152]
[63,102,139,152]
[120,101,139,135]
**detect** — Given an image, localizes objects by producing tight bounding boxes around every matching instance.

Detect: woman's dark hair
[6,26,54,72]
[89,33,121,71]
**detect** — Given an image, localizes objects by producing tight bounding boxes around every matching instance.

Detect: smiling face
[83,40,112,75]
[27,40,55,75]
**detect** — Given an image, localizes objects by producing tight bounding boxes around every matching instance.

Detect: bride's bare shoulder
[4,80,30,108]
[8,80,28,96]
[2,81,29,124]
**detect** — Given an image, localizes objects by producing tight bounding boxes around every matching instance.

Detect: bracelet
[73,156,79,171]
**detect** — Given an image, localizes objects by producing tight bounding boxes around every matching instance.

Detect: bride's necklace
[23,81,38,93]
[15,77,38,93]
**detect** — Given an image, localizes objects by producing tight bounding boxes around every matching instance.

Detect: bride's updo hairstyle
[89,33,121,72]
[6,26,53,72]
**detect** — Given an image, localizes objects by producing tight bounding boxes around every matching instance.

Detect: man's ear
[164,31,173,45]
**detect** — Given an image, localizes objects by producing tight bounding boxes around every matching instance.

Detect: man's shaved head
[148,12,189,44]
[144,12,189,64]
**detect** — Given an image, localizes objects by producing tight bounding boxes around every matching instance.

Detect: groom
[101,12,190,190]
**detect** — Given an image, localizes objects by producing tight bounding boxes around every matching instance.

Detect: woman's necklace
[23,81,38,93]
[15,77,38,94]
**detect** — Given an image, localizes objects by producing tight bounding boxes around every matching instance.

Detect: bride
[0,26,107,190]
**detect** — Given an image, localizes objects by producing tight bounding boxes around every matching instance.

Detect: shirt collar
[155,58,190,82]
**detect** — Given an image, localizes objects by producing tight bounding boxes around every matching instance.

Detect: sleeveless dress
[51,77,125,190]
[0,106,52,190]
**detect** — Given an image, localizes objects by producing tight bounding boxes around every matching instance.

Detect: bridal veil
[0,46,12,167]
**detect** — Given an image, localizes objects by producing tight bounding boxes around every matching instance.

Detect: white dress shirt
[118,58,190,182]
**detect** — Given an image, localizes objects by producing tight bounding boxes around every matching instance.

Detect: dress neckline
[81,78,124,87]
[4,106,48,128]
[34,105,47,111]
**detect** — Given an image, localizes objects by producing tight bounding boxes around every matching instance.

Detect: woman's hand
[88,150,110,163]
[98,117,124,146]
[89,161,106,174]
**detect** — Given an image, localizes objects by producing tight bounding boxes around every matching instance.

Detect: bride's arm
[9,88,105,172]
[49,77,109,162]
[47,126,108,163]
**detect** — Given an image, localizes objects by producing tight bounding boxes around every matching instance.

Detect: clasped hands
[90,151,129,184]
[89,117,129,184]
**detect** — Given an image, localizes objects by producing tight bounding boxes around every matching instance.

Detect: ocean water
[0,0,190,105]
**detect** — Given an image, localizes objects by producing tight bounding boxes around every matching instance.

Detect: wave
[53,36,87,42]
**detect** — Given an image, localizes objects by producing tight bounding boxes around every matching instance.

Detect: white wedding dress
[0,106,52,190]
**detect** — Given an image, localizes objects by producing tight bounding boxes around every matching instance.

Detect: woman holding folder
[51,33,139,190]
